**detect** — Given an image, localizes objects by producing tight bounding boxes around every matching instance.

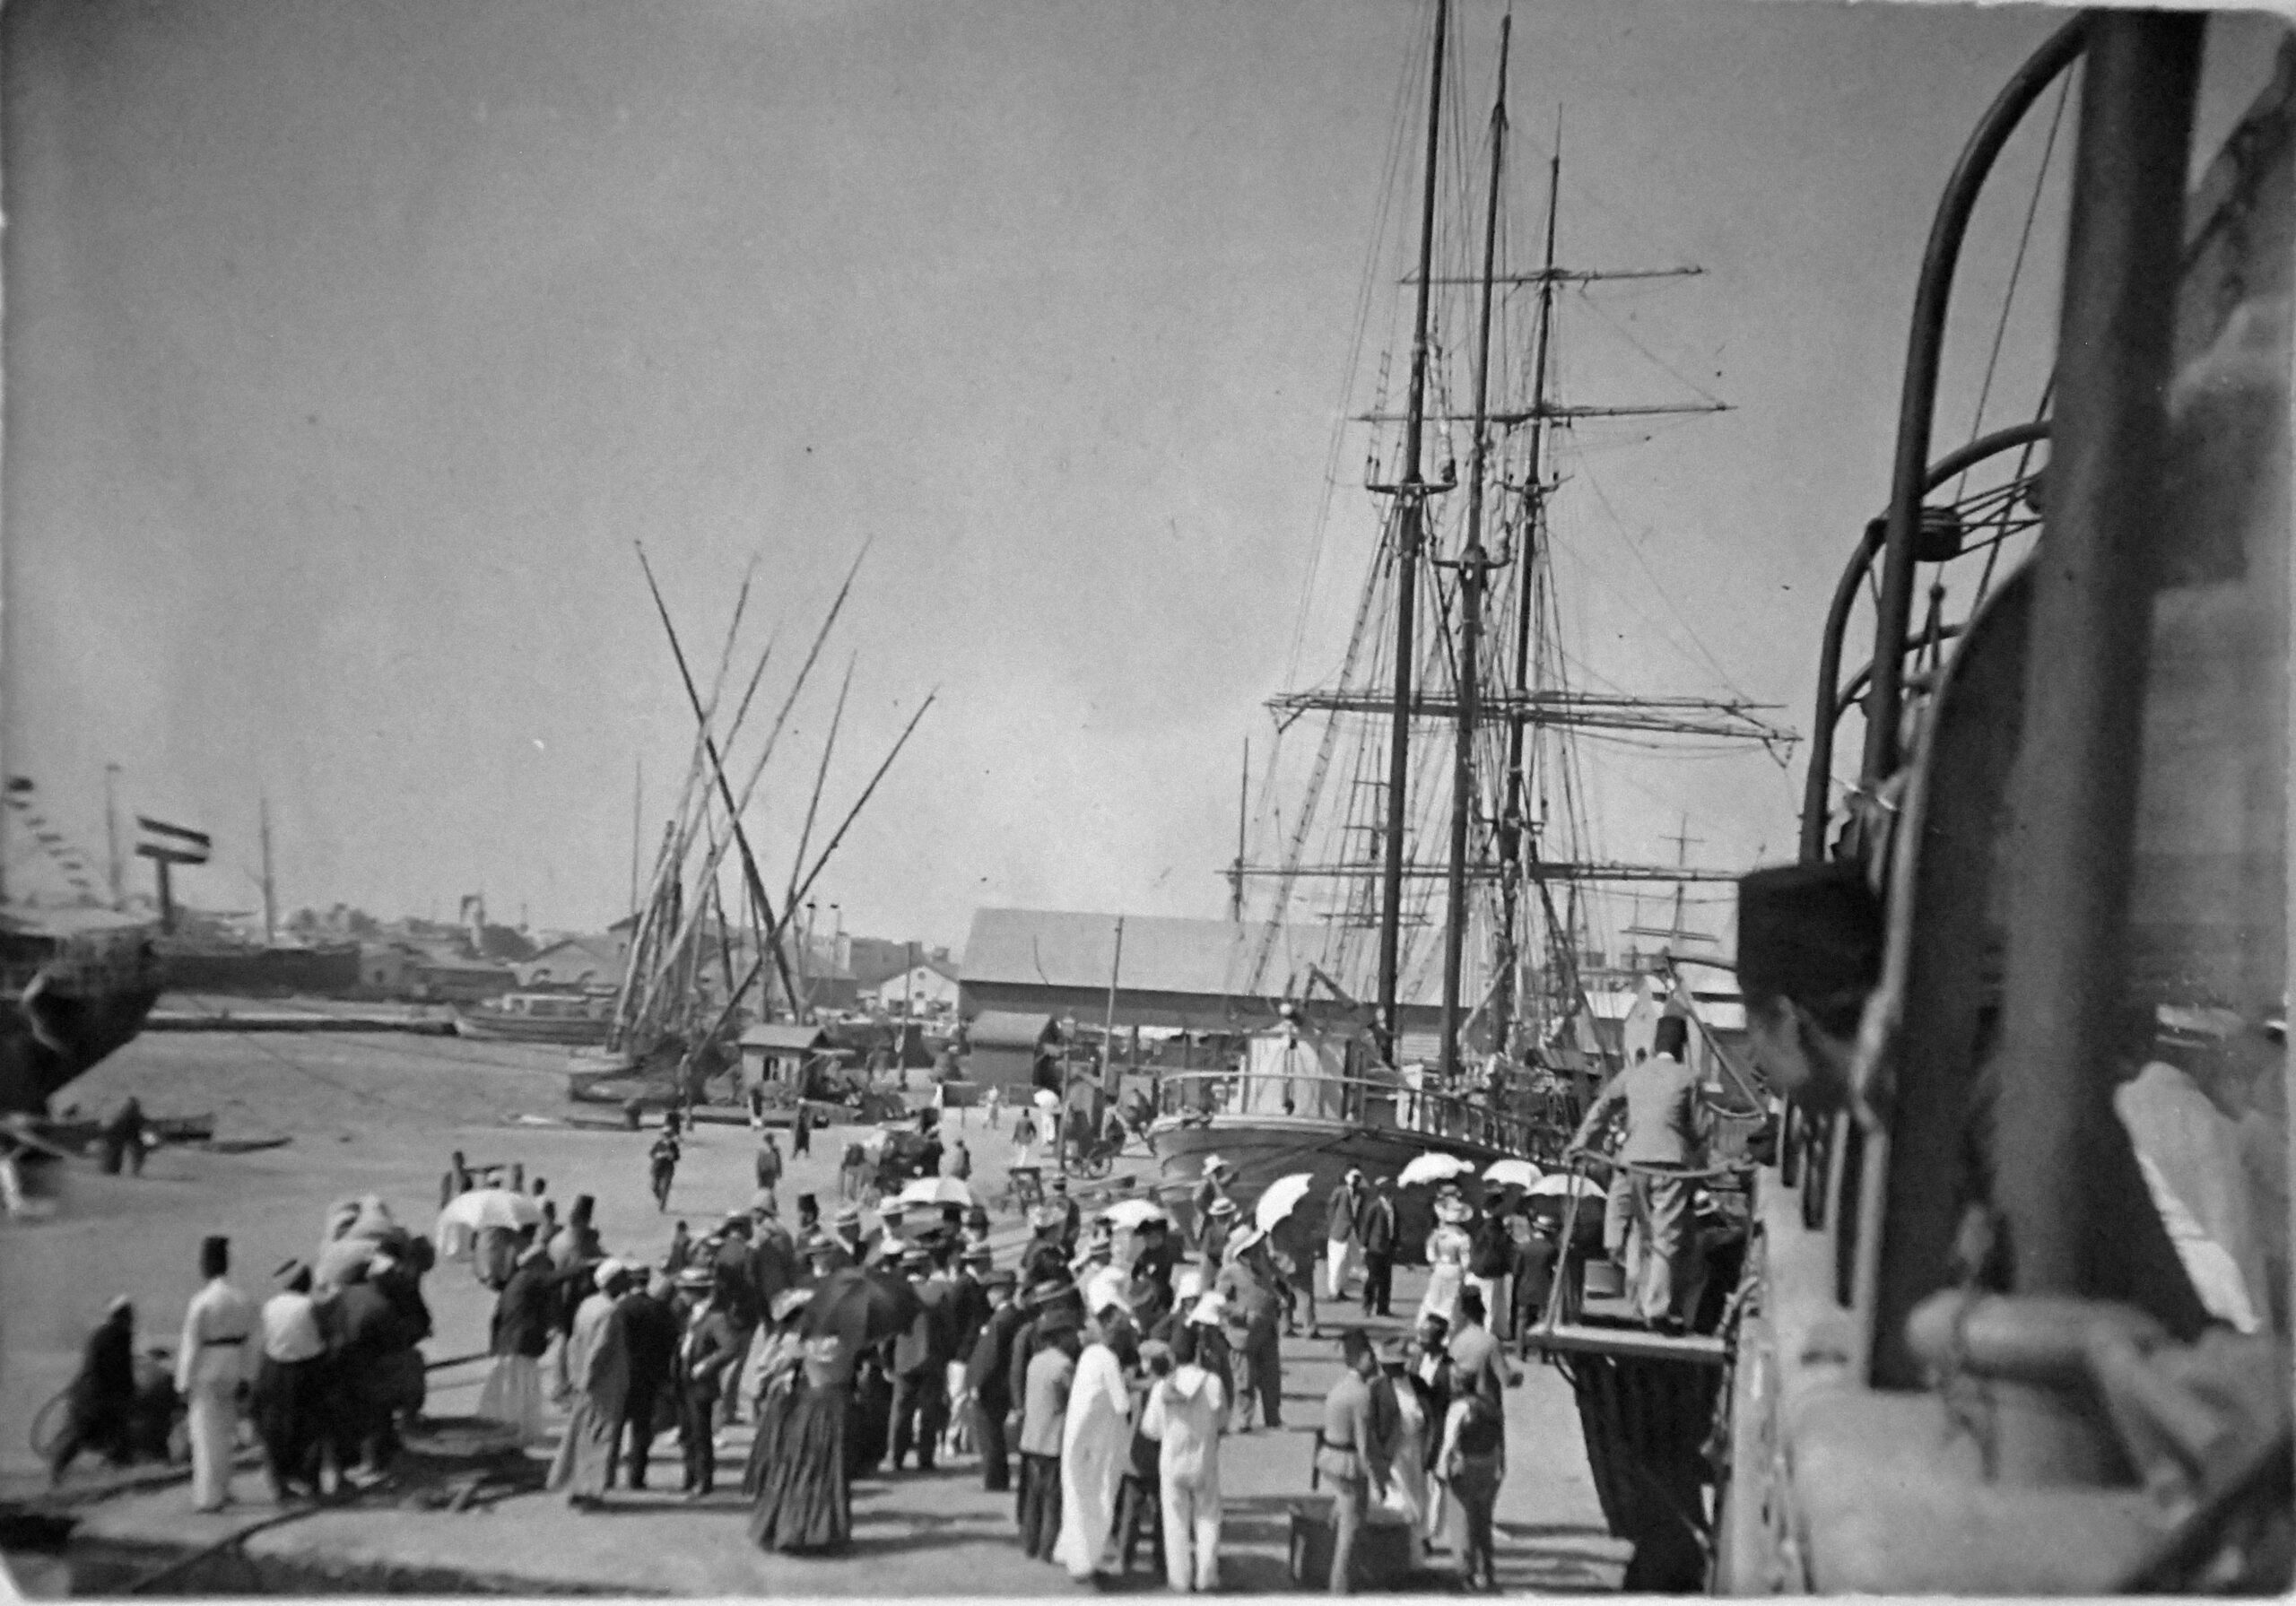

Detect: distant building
[519,935,624,991]
[358,942,426,994]
[860,959,960,1014]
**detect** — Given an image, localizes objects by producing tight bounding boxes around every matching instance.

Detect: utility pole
[258,794,276,945]
[106,766,125,909]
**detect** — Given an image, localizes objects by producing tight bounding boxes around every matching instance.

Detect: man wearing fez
[177,1236,257,1512]
[1568,1012,1703,1329]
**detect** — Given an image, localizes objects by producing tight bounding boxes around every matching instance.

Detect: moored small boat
[453,992,612,1046]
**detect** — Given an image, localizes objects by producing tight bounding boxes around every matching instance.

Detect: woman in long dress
[1417,1192,1474,1332]
[547,1261,631,1508]
[476,1235,552,1445]
[1052,1310,1135,1584]
[749,1333,856,1553]
[1378,1338,1434,1538]
[740,1291,813,1497]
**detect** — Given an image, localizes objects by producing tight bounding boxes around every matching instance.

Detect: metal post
[1861,14,2089,788]
[1990,8,2203,1464]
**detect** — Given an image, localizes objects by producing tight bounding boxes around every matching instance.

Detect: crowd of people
[44,1100,1553,1593]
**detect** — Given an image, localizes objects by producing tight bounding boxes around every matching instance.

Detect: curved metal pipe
[1799,419,2054,861]
[1859,14,2091,791]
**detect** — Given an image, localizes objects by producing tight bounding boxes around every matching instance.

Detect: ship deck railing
[1151,1069,1557,1159]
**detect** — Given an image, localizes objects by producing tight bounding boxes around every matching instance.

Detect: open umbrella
[434,1187,540,1261]
[894,1175,974,1211]
[801,1267,922,1348]
[1526,1174,1605,1199]
[1254,1172,1317,1233]
[1483,1159,1544,1190]
[1397,1151,1474,1188]
[1102,1197,1170,1231]
[1033,1089,1060,1111]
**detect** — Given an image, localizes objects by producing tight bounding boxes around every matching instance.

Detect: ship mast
[1493,128,1563,1063]
[1438,16,1511,1082]
[1375,0,1448,1055]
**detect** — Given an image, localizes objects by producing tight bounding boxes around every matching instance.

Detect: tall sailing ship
[1145,0,1790,1245]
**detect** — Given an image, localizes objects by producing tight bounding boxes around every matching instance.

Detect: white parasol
[1396,1151,1474,1188]
[1102,1197,1170,1231]
[1483,1159,1545,1190]
[1033,1089,1060,1111]
[1526,1174,1605,1199]
[1254,1172,1317,1233]
[893,1175,975,1210]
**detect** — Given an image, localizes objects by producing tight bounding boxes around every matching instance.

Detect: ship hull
[0,920,165,1117]
[1146,1112,1523,1263]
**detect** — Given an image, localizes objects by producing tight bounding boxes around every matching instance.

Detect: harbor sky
[4,0,2278,947]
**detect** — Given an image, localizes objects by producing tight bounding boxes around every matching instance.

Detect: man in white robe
[1052,1307,1134,1583]
[176,1235,257,1512]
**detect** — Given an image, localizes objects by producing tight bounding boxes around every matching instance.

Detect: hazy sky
[3,0,2280,951]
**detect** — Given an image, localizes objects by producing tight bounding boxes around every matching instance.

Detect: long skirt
[741,1379,797,1497]
[749,1384,852,1553]
[1418,1263,1465,1332]
[548,1392,623,1498]
[477,1354,545,1446]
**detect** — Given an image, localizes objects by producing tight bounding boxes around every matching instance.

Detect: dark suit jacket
[967,1302,1028,1412]
[618,1290,681,1393]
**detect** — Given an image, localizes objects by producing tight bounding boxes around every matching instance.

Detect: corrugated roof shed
[740,1023,831,1051]
[961,907,1439,1007]
[966,1010,1061,1049]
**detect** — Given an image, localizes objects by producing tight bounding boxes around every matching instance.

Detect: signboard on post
[134,816,211,931]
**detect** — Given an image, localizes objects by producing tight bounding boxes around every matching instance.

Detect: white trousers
[187,1386,238,1510]
[1466,1273,1502,1332]
[1161,1473,1223,1592]
[1324,1237,1353,1300]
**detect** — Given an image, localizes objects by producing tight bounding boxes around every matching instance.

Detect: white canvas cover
[1239,1026,1347,1119]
